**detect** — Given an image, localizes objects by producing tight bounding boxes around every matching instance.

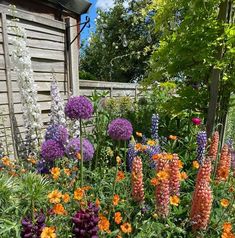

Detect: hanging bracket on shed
[66,16,90,48]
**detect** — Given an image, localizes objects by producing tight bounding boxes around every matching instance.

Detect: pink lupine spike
[131,156,145,203]
[155,158,170,218]
[169,154,181,196]
[208,131,219,161]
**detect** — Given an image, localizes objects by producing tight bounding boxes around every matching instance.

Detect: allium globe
[66,138,94,161]
[65,96,93,120]
[45,124,68,144]
[192,117,202,125]
[108,118,133,141]
[41,139,64,161]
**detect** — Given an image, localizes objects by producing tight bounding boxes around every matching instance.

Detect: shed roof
[45,0,92,16]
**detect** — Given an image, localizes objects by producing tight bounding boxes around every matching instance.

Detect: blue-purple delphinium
[196,131,207,164]
[45,124,68,144]
[21,212,45,238]
[41,139,64,161]
[146,143,161,169]
[65,96,93,120]
[127,141,138,171]
[66,138,94,161]
[151,114,159,140]
[72,202,99,238]
[108,118,133,141]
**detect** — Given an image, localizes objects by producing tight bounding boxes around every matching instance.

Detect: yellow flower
[50,167,60,180]
[120,222,132,234]
[170,195,180,206]
[192,161,200,169]
[112,194,120,206]
[41,227,56,238]
[52,203,67,215]
[136,132,142,137]
[165,153,173,160]
[74,188,84,201]
[135,143,143,151]
[48,190,62,204]
[62,193,70,203]
[116,156,122,165]
[63,168,71,176]
[180,172,188,180]
[76,152,81,160]
[147,140,156,146]
[220,199,230,207]
[157,171,169,181]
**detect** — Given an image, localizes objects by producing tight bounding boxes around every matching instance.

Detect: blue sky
[81,0,115,42]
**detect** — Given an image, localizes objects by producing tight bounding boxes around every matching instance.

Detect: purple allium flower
[21,212,45,238]
[151,114,159,140]
[108,118,133,141]
[66,138,94,161]
[41,139,64,161]
[45,124,68,144]
[65,96,93,120]
[72,202,99,238]
[196,131,207,164]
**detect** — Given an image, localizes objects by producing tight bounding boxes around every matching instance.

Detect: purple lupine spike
[151,114,159,140]
[127,141,138,171]
[226,138,234,150]
[141,135,147,144]
[146,144,161,169]
[72,202,99,238]
[196,131,207,164]
[231,150,235,171]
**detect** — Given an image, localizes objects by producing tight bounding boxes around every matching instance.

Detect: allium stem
[80,118,84,187]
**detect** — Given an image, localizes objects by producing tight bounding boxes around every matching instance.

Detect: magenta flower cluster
[65,96,93,120]
[108,118,133,141]
[41,139,64,161]
[66,138,94,161]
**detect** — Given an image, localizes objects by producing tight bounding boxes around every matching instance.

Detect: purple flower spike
[108,118,133,141]
[151,114,159,140]
[41,139,64,161]
[66,138,94,161]
[65,96,93,120]
[45,124,68,144]
[196,131,207,164]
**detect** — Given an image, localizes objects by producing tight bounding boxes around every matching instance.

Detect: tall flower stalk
[196,131,207,164]
[50,74,66,126]
[9,16,42,153]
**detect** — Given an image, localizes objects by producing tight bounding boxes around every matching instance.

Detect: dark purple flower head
[66,138,94,161]
[65,96,93,120]
[108,118,133,141]
[45,124,68,144]
[41,139,64,161]
[21,212,45,238]
[72,202,99,238]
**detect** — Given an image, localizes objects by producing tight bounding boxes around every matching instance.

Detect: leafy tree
[80,0,157,82]
[145,0,234,137]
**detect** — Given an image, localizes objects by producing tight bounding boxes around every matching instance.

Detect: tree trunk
[206,0,230,138]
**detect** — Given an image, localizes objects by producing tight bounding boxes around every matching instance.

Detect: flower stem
[80,118,84,187]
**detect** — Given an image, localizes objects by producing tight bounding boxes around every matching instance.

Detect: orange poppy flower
[74,188,84,201]
[150,177,159,186]
[112,194,120,206]
[135,143,143,151]
[152,154,162,160]
[76,152,81,160]
[116,171,125,182]
[136,132,142,137]
[41,227,56,238]
[192,161,200,169]
[114,212,122,224]
[220,199,230,207]
[48,190,62,204]
[170,195,180,206]
[180,172,188,180]
[63,168,71,176]
[95,198,100,207]
[116,156,122,165]
[223,222,233,233]
[169,135,177,140]
[52,203,67,215]
[157,171,169,181]
[98,214,110,232]
[62,193,70,203]
[50,167,60,180]
[120,222,132,234]
[178,160,184,169]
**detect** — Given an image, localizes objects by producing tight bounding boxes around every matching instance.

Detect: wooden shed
[0,0,91,155]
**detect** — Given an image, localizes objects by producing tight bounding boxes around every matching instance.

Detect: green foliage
[80,0,156,82]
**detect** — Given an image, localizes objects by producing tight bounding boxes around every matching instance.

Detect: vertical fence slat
[1,12,18,158]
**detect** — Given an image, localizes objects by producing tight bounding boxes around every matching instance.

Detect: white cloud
[96,0,115,10]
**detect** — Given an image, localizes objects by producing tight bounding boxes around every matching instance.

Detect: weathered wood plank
[0,54,5,69]
[0,4,65,30]
[0,70,67,82]
[32,60,65,73]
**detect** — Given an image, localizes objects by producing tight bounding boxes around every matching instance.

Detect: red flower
[192,117,202,125]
